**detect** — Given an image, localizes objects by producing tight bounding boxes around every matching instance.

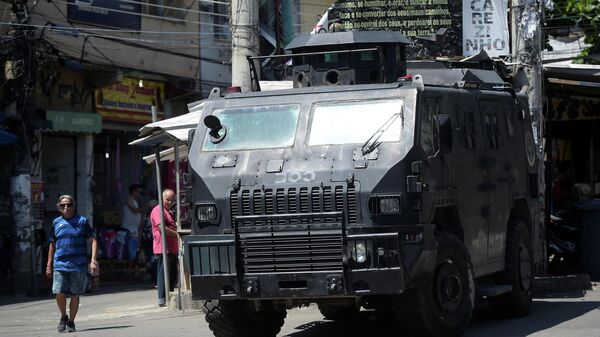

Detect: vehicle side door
[479,97,511,261]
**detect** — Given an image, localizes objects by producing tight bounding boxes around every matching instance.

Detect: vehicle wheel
[490,219,533,318]
[394,232,473,337]
[203,300,287,337]
[317,301,360,320]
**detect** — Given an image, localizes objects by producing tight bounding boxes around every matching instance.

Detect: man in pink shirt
[150,189,179,307]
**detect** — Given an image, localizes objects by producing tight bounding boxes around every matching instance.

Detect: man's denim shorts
[52,271,88,296]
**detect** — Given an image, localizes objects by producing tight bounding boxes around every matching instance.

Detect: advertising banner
[462,0,509,57]
[67,0,141,30]
[95,78,165,124]
[328,0,463,57]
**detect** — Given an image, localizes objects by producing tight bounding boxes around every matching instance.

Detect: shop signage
[67,0,141,31]
[47,110,102,134]
[328,0,463,57]
[550,95,600,121]
[95,77,165,124]
[462,0,509,57]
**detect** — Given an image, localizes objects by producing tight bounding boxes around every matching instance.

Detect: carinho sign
[462,0,509,57]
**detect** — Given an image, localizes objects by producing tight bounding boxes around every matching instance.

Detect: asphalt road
[0,283,598,337]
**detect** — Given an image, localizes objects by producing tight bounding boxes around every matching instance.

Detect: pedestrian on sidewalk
[46,195,98,333]
[150,189,179,307]
[141,199,159,288]
[122,184,144,260]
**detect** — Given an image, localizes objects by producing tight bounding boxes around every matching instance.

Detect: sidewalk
[0,282,203,337]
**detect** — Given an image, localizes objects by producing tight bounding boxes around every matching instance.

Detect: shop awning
[46,110,102,134]
[544,63,600,85]
[143,144,189,164]
[544,63,600,121]
[130,102,203,148]
[0,129,20,146]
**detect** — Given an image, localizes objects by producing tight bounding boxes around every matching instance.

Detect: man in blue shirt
[46,195,98,333]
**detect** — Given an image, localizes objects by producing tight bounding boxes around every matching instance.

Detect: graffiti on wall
[328,0,463,57]
[38,68,95,111]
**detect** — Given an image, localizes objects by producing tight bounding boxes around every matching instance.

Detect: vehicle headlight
[380,197,401,214]
[351,242,367,264]
[196,203,218,223]
[368,195,404,215]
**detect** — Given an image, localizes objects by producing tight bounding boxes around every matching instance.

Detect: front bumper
[184,223,436,300]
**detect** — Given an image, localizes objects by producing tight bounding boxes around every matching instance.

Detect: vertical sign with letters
[462,0,509,57]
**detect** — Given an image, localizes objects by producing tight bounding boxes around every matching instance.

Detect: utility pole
[151,106,171,304]
[510,0,547,275]
[3,0,37,294]
[230,0,259,92]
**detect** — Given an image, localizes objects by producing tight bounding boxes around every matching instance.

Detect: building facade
[0,0,230,293]
[0,0,334,294]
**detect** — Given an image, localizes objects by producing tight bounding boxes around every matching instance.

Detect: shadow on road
[467,298,600,337]
[283,298,600,337]
[0,293,53,306]
[0,281,150,306]
[86,281,153,296]
[284,312,403,337]
[81,325,133,331]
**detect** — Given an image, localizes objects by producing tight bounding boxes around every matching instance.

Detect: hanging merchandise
[105,135,112,203]
[115,137,122,196]
[130,146,137,184]
[137,151,144,187]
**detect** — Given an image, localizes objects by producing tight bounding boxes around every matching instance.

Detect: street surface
[0,283,598,337]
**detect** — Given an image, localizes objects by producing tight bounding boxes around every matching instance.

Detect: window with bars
[420,97,440,155]
[213,2,230,41]
[145,0,186,20]
[481,101,502,150]
[456,104,477,149]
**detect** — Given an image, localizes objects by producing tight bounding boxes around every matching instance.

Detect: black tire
[317,301,360,320]
[394,232,474,337]
[490,219,533,318]
[203,300,287,337]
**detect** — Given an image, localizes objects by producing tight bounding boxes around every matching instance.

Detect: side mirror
[203,115,226,144]
[433,114,452,154]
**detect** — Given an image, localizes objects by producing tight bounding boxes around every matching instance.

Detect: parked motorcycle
[547,208,581,268]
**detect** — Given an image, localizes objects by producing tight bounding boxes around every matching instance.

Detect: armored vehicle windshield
[308,99,404,146]
[202,104,301,151]
[198,86,414,157]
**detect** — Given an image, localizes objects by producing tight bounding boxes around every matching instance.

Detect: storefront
[544,62,600,277]
[91,76,168,281]
[545,64,600,201]
[27,110,100,293]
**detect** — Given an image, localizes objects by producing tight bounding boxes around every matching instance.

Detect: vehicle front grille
[230,184,357,274]
[229,184,358,226]
[237,220,343,273]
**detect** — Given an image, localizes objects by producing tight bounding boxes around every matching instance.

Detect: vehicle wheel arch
[433,205,464,240]
[510,198,532,237]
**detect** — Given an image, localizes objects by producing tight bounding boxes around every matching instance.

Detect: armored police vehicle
[184,31,540,337]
